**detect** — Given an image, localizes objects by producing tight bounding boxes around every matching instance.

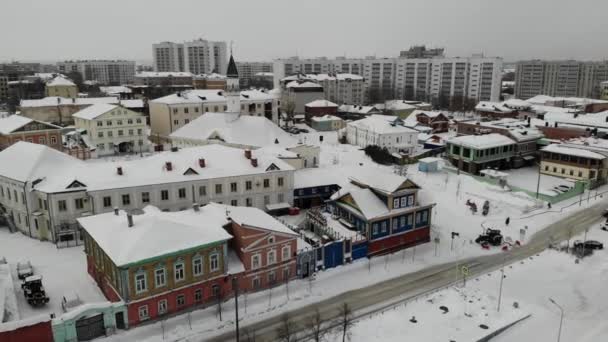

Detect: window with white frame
[268,270,276,284]
[210,253,219,272]
[138,305,149,320]
[176,294,185,306]
[407,195,414,206]
[155,267,166,288]
[267,250,276,265]
[281,245,291,261]
[135,271,147,293]
[193,256,203,276]
[252,277,261,289]
[401,197,407,207]
[194,289,202,302]
[381,221,387,232]
[158,299,167,315]
[393,198,400,209]
[174,262,185,282]
[251,253,261,269]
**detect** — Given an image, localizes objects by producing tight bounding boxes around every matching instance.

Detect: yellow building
[46,75,78,98]
[601,81,608,101]
[540,144,606,181]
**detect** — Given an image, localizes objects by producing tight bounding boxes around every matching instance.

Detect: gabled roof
[170,112,299,148]
[306,99,338,108]
[226,55,239,78]
[448,133,515,149]
[347,115,419,134]
[332,188,389,220]
[72,103,117,120]
[0,142,294,193]
[0,115,34,134]
[79,205,233,267]
[210,203,298,236]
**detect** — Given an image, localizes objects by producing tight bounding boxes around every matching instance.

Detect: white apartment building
[72,103,150,157]
[236,62,273,87]
[149,89,280,137]
[0,142,295,244]
[273,54,502,104]
[57,60,136,85]
[346,115,418,154]
[152,39,228,75]
[515,60,608,100]
[281,73,365,105]
[152,41,185,72]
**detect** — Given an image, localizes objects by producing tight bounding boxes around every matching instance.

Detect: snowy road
[206,198,608,342]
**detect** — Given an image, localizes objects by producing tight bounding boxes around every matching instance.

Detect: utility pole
[549,298,564,342]
[535,163,541,199]
[233,276,240,342]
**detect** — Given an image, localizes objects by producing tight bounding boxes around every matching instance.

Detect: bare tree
[276,313,296,342]
[338,303,354,342]
[307,308,326,342]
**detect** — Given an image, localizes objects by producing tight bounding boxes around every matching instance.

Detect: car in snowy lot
[299,128,309,133]
[557,184,573,191]
[17,261,33,279]
[573,240,604,250]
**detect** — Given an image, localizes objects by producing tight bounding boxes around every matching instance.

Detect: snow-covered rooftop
[348,115,419,134]
[377,100,417,111]
[0,115,34,134]
[541,144,605,160]
[194,73,227,80]
[311,115,342,122]
[338,105,380,114]
[286,81,323,89]
[413,110,447,119]
[151,89,274,105]
[0,142,294,193]
[72,103,117,120]
[219,203,298,236]
[79,205,233,267]
[475,101,516,113]
[99,86,132,95]
[136,71,193,78]
[20,96,119,108]
[448,133,515,149]
[47,76,75,87]
[305,99,338,108]
[170,112,298,148]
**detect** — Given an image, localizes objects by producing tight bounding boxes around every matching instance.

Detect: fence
[443,164,585,204]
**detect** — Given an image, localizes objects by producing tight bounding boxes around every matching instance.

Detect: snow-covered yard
[336,223,608,342]
[0,229,106,322]
[504,166,577,196]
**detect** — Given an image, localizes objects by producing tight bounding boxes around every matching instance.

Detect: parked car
[299,128,309,133]
[61,292,82,312]
[573,240,604,250]
[557,185,572,191]
[17,261,33,280]
[21,275,49,306]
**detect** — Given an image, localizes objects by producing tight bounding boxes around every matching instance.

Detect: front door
[115,312,125,330]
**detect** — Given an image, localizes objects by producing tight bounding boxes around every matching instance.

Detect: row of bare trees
[275,303,354,342]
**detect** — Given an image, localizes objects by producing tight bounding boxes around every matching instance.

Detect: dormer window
[268,236,275,244]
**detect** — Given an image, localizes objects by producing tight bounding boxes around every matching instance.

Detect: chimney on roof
[527,117,531,124]
[244,149,252,159]
[117,166,123,175]
[193,203,200,212]
[127,214,133,227]
[165,161,173,171]
[554,122,558,128]
[251,158,258,167]
[72,98,76,104]
[545,121,549,127]
[198,158,206,168]
[114,207,119,216]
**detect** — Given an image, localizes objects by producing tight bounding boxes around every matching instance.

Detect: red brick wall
[87,255,122,303]
[0,131,62,151]
[368,227,430,256]
[305,106,338,116]
[126,277,233,326]
[0,320,53,342]
[537,126,590,140]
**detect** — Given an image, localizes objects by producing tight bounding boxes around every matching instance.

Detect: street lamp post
[536,163,541,199]
[549,298,564,342]
[233,276,240,342]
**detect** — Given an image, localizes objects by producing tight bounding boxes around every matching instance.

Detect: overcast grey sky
[1,0,606,64]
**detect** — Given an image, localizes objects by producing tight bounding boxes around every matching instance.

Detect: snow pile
[0,263,19,323]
